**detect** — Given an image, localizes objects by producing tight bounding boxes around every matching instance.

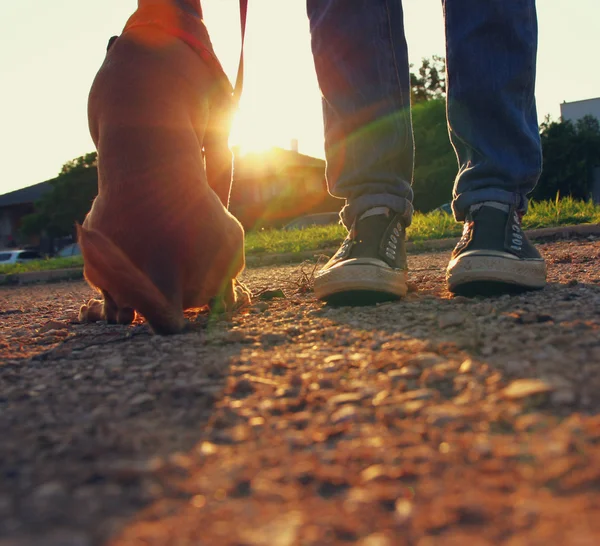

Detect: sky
[0,0,599,195]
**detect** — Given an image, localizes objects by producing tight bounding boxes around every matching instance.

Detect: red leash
[233,0,248,105]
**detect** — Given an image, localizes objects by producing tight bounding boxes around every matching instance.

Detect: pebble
[129,393,156,408]
[423,404,468,426]
[331,405,359,425]
[241,511,303,546]
[502,379,554,400]
[395,499,414,524]
[377,389,436,406]
[405,353,445,368]
[327,392,365,406]
[359,534,393,546]
[388,366,420,380]
[39,320,69,333]
[551,389,576,405]
[458,359,474,374]
[438,311,467,329]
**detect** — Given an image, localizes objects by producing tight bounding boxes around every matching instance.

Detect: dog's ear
[107,35,119,52]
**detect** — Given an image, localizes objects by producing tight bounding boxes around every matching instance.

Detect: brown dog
[78,0,249,335]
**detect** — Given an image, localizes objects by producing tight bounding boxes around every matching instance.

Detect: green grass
[523,196,600,228]
[0,256,83,276]
[247,196,600,254]
[245,224,346,255]
[2,198,599,275]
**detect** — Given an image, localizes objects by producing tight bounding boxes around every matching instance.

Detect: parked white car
[0,249,42,264]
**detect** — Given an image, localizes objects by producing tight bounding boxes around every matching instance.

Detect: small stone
[102,354,124,369]
[331,405,359,425]
[516,311,553,324]
[324,354,345,364]
[129,393,156,408]
[107,459,162,482]
[551,389,576,406]
[241,510,303,546]
[395,499,414,524]
[34,481,67,501]
[458,359,474,373]
[423,404,467,426]
[405,353,444,368]
[438,311,467,329]
[359,534,393,546]
[360,465,388,483]
[502,379,554,400]
[39,320,69,333]
[372,390,389,406]
[544,375,577,406]
[250,302,269,313]
[261,333,287,345]
[389,366,420,380]
[44,328,69,338]
[327,392,365,406]
[225,330,247,343]
[377,389,435,405]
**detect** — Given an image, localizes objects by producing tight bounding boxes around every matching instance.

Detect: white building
[560,97,600,123]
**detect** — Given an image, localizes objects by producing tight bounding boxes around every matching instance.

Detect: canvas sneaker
[446,201,546,294]
[314,207,409,304]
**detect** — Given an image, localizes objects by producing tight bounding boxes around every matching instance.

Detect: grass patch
[2,198,598,275]
[523,196,600,229]
[0,256,83,276]
[245,224,346,255]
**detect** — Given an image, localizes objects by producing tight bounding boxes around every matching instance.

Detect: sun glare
[202,0,325,160]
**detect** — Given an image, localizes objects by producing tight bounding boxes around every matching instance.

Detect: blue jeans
[307,0,542,226]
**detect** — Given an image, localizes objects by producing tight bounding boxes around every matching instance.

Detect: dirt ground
[1,238,600,546]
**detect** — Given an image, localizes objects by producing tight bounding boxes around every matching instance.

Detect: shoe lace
[459,220,473,243]
[333,232,355,259]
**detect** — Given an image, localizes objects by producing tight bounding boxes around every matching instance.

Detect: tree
[532,115,600,201]
[20,153,98,239]
[59,152,98,175]
[411,55,446,104]
[411,98,457,212]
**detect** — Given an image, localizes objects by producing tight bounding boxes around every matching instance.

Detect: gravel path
[1,239,600,546]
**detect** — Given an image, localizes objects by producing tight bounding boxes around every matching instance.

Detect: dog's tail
[76,224,186,334]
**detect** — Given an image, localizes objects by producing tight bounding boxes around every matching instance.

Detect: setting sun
[201,0,325,158]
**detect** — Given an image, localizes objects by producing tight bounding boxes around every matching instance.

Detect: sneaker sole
[314,263,408,305]
[446,253,546,294]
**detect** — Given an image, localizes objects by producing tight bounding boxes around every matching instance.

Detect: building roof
[234,147,325,180]
[0,180,54,208]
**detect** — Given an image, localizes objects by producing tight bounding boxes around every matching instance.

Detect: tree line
[20,57,600,239]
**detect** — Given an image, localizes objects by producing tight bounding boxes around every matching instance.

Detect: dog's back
[80,8,245,333]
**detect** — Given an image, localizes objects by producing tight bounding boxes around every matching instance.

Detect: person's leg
[307,0,414,303]
[443,0,546,293]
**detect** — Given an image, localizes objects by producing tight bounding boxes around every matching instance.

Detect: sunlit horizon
[1,0,599,194]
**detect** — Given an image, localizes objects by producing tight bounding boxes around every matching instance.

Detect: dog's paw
[232,279,252,310]
[79,298,104,323]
